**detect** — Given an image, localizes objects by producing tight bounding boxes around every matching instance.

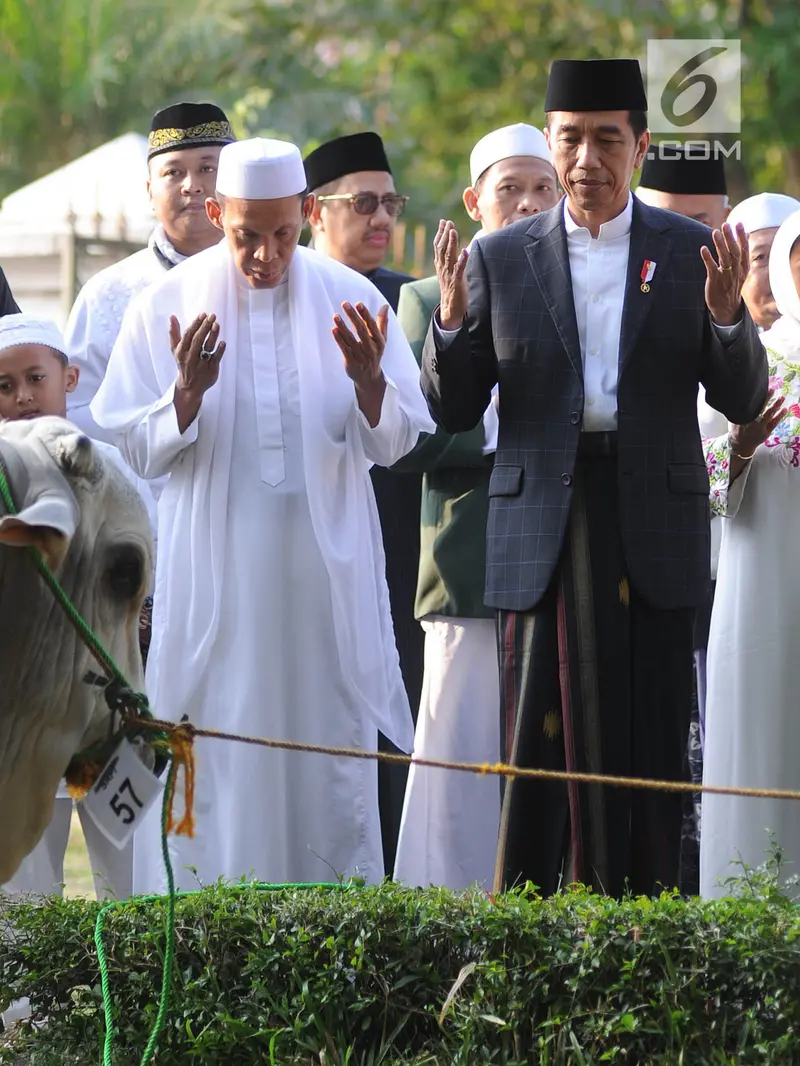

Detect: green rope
[1,453,351,1061]
[138,758,178,1066]
[93,752,351,1065]
[0,450,164,784]
[0,456,136,690]
[96,760,178,1066]
[0,450,173,1062]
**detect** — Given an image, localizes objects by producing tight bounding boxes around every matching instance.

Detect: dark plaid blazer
[421,198,768,612]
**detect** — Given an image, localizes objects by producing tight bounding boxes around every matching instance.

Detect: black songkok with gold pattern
[147,102,235,161]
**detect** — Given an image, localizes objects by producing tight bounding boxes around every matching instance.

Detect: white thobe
[2,799,133,900]
[395,227,501,890]
[697,386,728,580]
[90,243,434,892]
[65,245,170,442]
[701,319,800,898]
[395,617,500,891]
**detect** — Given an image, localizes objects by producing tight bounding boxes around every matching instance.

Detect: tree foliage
[1,0,799,226]
[0,0,242,197]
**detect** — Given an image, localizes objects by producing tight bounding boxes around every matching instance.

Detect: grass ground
[63,811,94,899]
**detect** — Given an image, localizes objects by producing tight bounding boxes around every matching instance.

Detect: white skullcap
[469,123,552,187]
[727,192,800,235]
[768,208,800,327]
[216,137,307,200]
[0,313,67,361]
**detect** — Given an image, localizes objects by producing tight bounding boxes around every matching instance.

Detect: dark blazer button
[561,473,572,486]
[570,411,581,425]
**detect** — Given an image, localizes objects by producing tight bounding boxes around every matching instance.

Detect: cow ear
[0,491,78,567]
[55,432,102,483]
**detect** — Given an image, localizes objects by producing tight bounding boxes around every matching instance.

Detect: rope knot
[104,681,150,717]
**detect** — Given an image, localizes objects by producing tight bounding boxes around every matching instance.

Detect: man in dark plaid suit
[421,58,767,898]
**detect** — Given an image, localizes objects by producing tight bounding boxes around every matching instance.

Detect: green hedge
[2,872,800,1065]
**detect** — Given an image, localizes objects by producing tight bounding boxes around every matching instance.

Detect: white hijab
[763,208,800,360]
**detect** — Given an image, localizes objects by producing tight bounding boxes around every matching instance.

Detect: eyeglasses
[315,192,410,217]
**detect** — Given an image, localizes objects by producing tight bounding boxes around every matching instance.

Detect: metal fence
[7,213,436,329]
[386,221,434,278]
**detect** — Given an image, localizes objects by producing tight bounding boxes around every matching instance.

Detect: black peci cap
[544,59,648,113]
[148,102,235,161]
[303,132,392,192]
[639,145,727,195]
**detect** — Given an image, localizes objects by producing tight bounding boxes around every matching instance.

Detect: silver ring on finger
[199,340,217,361]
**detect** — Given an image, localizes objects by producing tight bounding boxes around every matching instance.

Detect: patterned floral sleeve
[705,432,733,517]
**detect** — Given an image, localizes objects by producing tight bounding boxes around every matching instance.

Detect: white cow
[0,416,153,884]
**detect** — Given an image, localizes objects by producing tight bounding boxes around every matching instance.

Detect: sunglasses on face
[315,192,410,217]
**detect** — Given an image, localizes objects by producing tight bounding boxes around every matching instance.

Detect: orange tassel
[165,725,196,839]
[65,759,104,801]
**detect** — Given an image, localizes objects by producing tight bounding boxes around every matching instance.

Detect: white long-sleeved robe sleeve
[64,283,121,443]
[89,300,198,481]
[352,303,435,466]
[117,382,199,481]
[355,376,421,467]
[65,250,164,443]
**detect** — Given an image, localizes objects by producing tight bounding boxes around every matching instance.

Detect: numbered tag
[81,737,165,850]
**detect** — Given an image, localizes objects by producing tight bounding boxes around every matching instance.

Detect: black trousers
[370,466,424,877]
[495,436,694,898]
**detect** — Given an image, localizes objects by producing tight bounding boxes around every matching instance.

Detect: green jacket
[393,276,493,620]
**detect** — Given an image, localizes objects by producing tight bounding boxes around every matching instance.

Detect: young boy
[0,313,156,905]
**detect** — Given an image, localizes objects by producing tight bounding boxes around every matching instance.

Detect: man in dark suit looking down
[422,58,767,898]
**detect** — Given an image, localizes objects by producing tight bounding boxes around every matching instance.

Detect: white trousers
[394,617,500,891]
[2,797,132,901]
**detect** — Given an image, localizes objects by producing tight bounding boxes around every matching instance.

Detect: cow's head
[0,417,153,884]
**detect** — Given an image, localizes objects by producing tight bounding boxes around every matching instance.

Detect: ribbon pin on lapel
[640,260,656,293]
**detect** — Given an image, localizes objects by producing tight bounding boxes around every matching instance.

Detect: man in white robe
[393,123,560,891]
[91,138,434,892]
[65,102,236,443]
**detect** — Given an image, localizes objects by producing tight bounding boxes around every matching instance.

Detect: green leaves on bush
[2,876,800,1064]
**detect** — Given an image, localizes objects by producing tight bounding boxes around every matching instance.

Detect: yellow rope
[129,716,800,805]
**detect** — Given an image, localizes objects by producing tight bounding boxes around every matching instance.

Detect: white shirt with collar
[436,194,741,434]
[435,198,633,432]
[564,193,632,431]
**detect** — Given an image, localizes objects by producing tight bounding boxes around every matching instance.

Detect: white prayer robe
[91,243,434,891]
[395,617,500,891]
[65,245,171,442]
[697,386,728,580]
[701,316,800,899]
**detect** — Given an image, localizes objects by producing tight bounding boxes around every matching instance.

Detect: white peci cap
[216,137,307,200]
[0,313,67,361]
[469,123,552,187]
[727,192,800,236]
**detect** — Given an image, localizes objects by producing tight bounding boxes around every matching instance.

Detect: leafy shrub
[2,869,800,1065]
